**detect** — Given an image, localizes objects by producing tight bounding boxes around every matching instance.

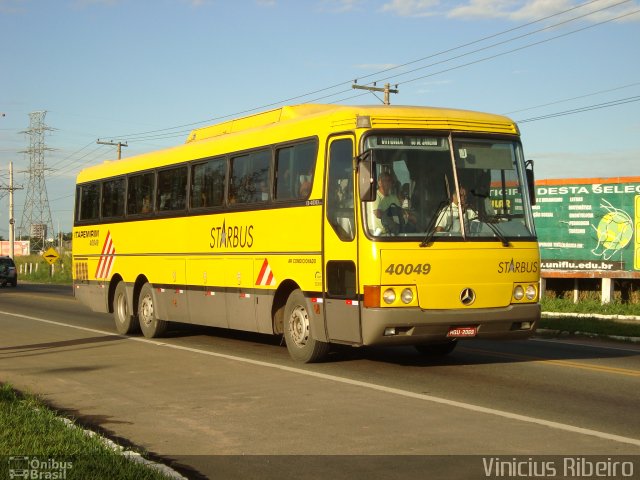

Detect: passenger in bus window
[260,181,269,201]
[298,168,313,198]
[141,195,152,213]
[160,193,171,210]
[336,177,352,208]
[368,172,401,235]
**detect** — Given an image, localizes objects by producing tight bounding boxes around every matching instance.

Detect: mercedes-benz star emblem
[460,288,476,306]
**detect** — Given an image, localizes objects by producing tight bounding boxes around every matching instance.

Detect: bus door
[323,136,361,343]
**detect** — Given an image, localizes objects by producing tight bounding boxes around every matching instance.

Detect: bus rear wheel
[138,282,168,338]
[283,289,329,363]
[113,281,139,335]
[414,340,458,356]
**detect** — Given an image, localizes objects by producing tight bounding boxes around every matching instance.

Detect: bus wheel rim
[116,293,127,323]
[289,305,309,347]
[140,295,154,327]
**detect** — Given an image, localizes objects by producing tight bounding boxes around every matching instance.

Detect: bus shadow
[154,324,640,368]
[164,323,284,347]
[335,337,640,368]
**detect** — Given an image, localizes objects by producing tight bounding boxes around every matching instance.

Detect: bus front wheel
[283,289,329,363]
[113,281,139,335]
[138,283,168,338]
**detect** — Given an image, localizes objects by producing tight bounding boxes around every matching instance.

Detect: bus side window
[275,140,317,201]
[326,260,356,298]
[101,177,125,219]
[230,149,271,204]
[275,147,294,200]
[191,157,225,209]
[158,166,188,212]
[78,183,100,222]
[327,139,354,241]
[127,171,155,215]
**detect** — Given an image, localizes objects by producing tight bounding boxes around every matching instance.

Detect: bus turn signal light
[364,285,381,308]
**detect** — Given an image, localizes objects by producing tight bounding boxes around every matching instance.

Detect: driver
[435,187,478,233]
[368,171,401,235]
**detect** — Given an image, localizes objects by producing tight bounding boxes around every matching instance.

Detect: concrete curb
[542,311,640,321]
[58,417,187,479]
[535,328,640,344]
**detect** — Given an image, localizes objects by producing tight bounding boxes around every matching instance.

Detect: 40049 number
[385,263,431,275]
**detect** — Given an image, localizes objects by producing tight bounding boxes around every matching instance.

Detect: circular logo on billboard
[592,201,633,261]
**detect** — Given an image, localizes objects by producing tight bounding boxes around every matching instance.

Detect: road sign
[43,247,59,265]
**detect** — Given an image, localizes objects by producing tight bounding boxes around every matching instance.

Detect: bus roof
[76,104,518,184]
[185,104,518,143]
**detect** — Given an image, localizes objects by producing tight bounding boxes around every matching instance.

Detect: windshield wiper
[469,189,510,247]
[420,200,449,247]
[481,217,511,247]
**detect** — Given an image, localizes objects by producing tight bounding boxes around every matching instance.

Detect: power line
[295,6,640,109]
[103,0,625,144]
[363,0,626,85]
[503,81,640,115]
[36,0,638,177]
[517,95,640,123]
[50,144,110,179]
[385,6,640,87]
[47,140,97,170]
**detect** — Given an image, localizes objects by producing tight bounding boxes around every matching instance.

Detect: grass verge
[538,316,640,338]
[539,297,640,338]
[14,255,72,285]
[540,297,640,316]
[0,383,173,480]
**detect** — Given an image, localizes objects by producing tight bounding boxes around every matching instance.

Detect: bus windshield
[362,133,535,241]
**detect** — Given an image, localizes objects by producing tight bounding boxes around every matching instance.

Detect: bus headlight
[383,288,396,304]
[513,285,525,301]
[512,283,537,302]
[401,288,413,304]
[525,284,537,300]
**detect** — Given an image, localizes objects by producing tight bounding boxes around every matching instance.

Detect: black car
[0,256,18,287]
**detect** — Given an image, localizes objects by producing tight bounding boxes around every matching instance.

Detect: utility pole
[352,82,399,105]
[97,139,128,159]
[0,162,24,258]
[8,162,23,258]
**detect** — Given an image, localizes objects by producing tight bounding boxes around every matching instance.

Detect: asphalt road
[1,284,639,479]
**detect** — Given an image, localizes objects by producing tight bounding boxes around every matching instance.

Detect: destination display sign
[533,177,640,275]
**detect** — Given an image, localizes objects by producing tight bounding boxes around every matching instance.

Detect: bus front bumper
[360,303,540,346]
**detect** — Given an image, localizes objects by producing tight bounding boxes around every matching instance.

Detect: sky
[0,0,639,236]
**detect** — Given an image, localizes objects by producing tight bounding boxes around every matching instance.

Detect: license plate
[447,326,477,337]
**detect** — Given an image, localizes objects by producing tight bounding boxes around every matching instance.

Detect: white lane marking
[3,310,640,448]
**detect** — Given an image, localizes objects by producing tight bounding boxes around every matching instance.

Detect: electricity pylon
[19,111,55,253]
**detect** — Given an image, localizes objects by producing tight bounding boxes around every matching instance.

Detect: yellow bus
[73,104,540,362]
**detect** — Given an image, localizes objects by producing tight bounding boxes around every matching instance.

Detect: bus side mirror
[358,152,376,202]
[525,159,536,206]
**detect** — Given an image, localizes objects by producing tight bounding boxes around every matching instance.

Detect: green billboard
[534,177,640,275]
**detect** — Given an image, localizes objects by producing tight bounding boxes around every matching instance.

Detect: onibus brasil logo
[591,199,634,261]
[8,456,72,479]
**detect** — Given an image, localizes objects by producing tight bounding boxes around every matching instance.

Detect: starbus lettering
[210,220,254,249]
[498,259,538,274]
